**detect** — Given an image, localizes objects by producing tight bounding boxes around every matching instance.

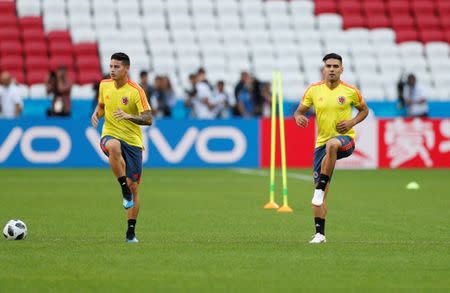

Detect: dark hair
[140,70,148,77]
[111,52,130,66]
[323,53,343,63]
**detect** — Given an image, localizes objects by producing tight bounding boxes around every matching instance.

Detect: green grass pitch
[1,168,449,292]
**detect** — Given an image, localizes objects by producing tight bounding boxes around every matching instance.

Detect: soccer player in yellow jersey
[294,53,369,244]
[91,52,152,243]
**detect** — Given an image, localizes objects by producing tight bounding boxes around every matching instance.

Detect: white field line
[233,168,311,181]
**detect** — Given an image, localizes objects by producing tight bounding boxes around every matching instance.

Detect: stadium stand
[0,0,449,108]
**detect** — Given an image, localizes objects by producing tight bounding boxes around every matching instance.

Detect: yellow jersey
[301,81,363,148]
[98,79,151,148]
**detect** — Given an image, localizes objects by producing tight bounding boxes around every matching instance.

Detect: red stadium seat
[342,14,366,29]
[436,0,450,16]
[338,1,362,15]
[48,42,73,56]
[47,30,72,43]
[22,29,46,42]
[23,42,48,58]
[76,56,100,70]
[25,56,50,72]
[0,1,16,15]
[26,70,49,85]
[440,16,450,30]
[367,15,391,29]
[50,56,74,71]
[387,1,411,17]
[420,29,445,43]
[0,56,24,72]
[416,15,441,30]
[445,30,450,43]
[412,0,436,17]
[314,1,337,14]
[77,70,102,85]
[0,41,23,57]
[362,2,386,17]
[391,15,415,30]
[73,43,98,57]
[0,28,20,42]
[9,70,25,84]
[395,29,419,43]
[0,15,17,29]
[19,17,43,31]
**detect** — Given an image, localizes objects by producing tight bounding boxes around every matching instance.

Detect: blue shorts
[313,136,355,183]
[100,135,143,183]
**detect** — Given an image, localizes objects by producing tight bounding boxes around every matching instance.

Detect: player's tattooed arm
[113,109,153,125]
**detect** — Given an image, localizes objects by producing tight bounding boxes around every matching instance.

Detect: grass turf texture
[1,169,449,292]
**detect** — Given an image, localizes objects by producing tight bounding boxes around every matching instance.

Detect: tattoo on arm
[127,110,153,125]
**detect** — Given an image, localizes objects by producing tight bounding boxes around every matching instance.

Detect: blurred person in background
[191,68,215,119]
[402,73,428,118]
[234,71,265,117]
[184,73,197,113]
[46,65,72,117]
[149,75,175,118]
[139,70,154,100]
[0,71,23,119]
[260,81,272,117]
[212,80,236,118]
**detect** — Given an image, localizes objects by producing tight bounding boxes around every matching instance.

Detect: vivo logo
[0,127,71,163]
[1,125,248,165]
[149,126,247,163]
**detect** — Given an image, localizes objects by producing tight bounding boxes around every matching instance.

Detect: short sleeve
[352,88,363,106]
[98,82,104,104]
[135,86,151,112]
[301,86,314,107]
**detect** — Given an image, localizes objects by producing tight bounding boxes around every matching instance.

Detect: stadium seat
[26,71,49,85]
[0,1,16,15]
[366,15,391,29]
[71,84,95,100]
[338,1,362,16]
[436,0,450,16]
[0,41,22,57]
[317,14,343,31]
[0,15,17,29]
[396,29,419,43]
[0,28,20,42]
[342,14,366,29]
[290,0,315,16]
[370,28,396,44]
[16,0,41,17]
[23,41,48,58]
[77,70,102,85]
[25,56,50,72]
[0,56,24,72]
[416,15,441,30]
[386,1,411,17]
[50,56,75,71]
[314,1,337,15]
[28,83,48,98]
[425,42,449,57]
[19,16,43,31]
[420,30,445,43]
[22,29,46,42]
[412,1,436,17]
[49,42,73,58]
[362,1,386,17]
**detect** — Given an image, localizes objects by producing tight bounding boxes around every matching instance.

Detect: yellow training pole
[276,71,293,213]
[264,72,280,209]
